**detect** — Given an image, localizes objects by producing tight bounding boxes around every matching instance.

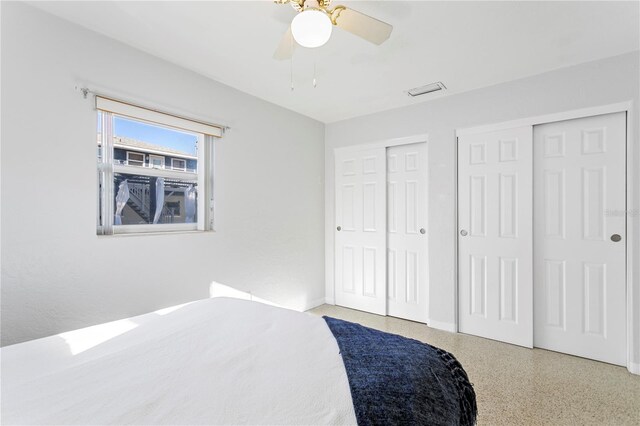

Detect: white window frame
[126,151,145,167]
[98,110,216,235]
[148,154,165,169]
[171,158,187,171]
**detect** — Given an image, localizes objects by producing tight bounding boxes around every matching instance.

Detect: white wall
[325,51,640,366]
[1,3,326,346]
[3,3,639,370]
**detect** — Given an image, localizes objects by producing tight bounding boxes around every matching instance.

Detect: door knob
[420,228,426,234]
[337,226,342,231]
[460,229,468,236]
[611,234,622,242]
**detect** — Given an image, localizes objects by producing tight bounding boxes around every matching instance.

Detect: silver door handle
[611,234,621,242]
[337,226,342,231]
[420,228,426,234]
[460,229,468,236]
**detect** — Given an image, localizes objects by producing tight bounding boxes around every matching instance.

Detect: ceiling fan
[273,0,393,60]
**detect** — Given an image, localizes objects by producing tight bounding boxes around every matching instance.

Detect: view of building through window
[98,114,200,227]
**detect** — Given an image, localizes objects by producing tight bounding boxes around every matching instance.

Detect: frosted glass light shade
[291,9,332,48]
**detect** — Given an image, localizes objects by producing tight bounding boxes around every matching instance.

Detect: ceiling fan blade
[333,7,392,45]
[273,27,296,60]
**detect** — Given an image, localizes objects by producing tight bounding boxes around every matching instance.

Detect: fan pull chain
[290,36,294,91]
[313,61,317,88]
[312,48,318,88]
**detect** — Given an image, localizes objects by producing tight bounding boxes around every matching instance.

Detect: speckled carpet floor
[309,304,640,426]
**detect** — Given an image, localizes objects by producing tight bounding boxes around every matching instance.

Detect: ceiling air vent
[407,82,447,97]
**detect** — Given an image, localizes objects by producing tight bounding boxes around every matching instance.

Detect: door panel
[458,126,533,347]
[533,112,626,366]
[335,147,386,315]
[387,143,429,323]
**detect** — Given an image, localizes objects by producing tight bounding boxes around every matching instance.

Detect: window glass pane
[111,115,198,171]
[126,152,145,166]
[115,115,197,154]
[149,155,165,169]
[171,158,187,171]
[114,172,197,225]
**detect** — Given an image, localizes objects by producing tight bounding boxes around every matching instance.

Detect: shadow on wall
[208,281,315,312]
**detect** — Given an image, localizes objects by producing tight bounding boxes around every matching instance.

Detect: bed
[1,297,476,425]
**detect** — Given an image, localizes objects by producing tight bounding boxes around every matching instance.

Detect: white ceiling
[30,1,640,123]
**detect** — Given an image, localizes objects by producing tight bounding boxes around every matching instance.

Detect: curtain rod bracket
[80,87,90,99]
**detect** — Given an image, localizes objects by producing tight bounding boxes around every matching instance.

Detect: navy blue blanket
[324,317,477,426]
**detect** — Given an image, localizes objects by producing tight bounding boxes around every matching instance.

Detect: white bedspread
[1,297,358,425]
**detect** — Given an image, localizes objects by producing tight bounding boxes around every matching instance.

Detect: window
[148,154,165,169]
[127,152,145,167]
[171,158,187,171]
[96,96,221,235]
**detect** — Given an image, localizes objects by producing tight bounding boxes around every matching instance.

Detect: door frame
[455,101,637,374]
[331,133,430,320]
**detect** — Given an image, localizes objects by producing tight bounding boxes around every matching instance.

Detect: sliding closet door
[386,143,429,323]
[533,112,626,366]
[335,147,387,315]
[458,126,533,347]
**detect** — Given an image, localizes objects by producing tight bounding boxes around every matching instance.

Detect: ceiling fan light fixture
[291,9,333,48]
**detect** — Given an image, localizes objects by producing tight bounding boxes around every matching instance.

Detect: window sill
[97,229,215,238]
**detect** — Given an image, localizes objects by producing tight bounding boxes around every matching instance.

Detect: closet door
[335,147,387,315]
[458,126,533,347]
[386,143,429,323]
[533,112,626,366]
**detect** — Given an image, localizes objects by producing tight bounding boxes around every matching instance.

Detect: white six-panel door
[458,126,534,347]
[387,143,429,323]
[533,113,626,366]
[335,147,387,315]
